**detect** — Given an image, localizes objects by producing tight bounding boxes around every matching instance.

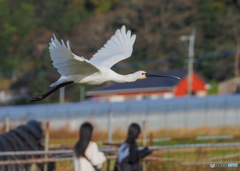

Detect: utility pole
[180,28,196,96]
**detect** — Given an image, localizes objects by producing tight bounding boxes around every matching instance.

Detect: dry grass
[2,123,240,145]
[0,123,6,134]
[49,127,126,146]
[48,125,240,146]
[55,160,73,171]
[150,125,240,138]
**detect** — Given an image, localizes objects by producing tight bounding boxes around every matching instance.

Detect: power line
[197,49,240,58]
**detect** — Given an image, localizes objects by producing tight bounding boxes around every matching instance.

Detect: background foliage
[1,0,240,104]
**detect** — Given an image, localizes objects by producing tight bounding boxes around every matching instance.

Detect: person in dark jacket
[115,123,152,171]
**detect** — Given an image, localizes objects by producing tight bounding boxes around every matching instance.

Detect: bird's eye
[142,73,144,75]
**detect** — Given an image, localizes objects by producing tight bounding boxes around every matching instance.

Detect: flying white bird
[27,25,180,103]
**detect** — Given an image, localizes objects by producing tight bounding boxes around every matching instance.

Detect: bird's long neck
[113,73,136,83]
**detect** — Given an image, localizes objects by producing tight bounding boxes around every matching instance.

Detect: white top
[73,141,106,171]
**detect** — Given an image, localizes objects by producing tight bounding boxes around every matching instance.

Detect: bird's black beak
[145,73,180,80]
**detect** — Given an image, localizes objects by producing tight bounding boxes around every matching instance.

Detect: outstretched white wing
[90,25,136,68]
[49,35,100,76]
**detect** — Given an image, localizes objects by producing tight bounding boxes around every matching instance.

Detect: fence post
[107,110,112,171]
[142,120,146,146]
[80,86,85,101]
[108,110,112,143]
[44,122,50,171]
[59,87,65,103]
[5,117,9,132]
[142,120,147,171]
[106,156,110,171]
[149,132,153,146]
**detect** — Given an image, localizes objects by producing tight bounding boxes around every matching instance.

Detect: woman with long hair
[73,122,106,171]
[115,123,152,171]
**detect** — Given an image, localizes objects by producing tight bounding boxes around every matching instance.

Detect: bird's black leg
[26,81,74,103]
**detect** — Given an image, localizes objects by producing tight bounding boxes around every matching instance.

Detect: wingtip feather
[130,34,136,45]
[53,34,57,40]
[61,39,67,47]
[126,30,131,43]
[67,41,71,50]
[121,25,126,33]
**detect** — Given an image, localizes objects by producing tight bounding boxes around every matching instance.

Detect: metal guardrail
[136,134,237,143]
[49,134,240,148]
[148,142,240,150]
[0,157,73,165]
[0,156,183,165]
[0,150,73,156]
[196,135,234,140]
[1,142,240,156]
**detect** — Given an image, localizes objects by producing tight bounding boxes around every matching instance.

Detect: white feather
[49,35,99,80]
[90,25,136,68]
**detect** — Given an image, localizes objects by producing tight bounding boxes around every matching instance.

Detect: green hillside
[1,0,240,104]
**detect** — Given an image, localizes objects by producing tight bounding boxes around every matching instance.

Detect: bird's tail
[50,77,67,87]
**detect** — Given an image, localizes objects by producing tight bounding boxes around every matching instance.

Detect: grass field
[49,125,240,146]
